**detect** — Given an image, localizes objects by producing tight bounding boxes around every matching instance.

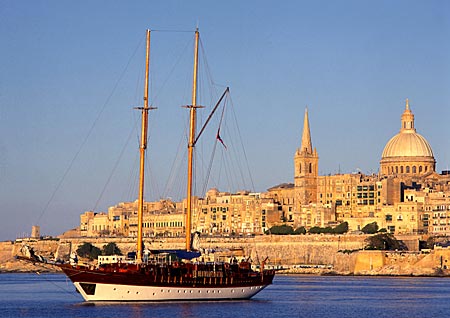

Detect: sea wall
[2,234,448,276]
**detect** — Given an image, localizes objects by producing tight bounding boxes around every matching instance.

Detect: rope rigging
[35,36,145,225]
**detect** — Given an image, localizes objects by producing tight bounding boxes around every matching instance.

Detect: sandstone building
[266,99,449,235]
[80,100,449,237]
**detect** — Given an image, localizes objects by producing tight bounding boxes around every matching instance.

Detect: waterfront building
[265,99,448,235]
[193,188,279,235]
[80,189,278,238]
[80,200,182,237]
[406,187,450,235]
[79,99,449,237]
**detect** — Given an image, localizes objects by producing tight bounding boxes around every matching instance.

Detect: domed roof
[381,99,434,159]
[382,131,434,158]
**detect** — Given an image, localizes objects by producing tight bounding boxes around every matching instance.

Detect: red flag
[216,129,227,150]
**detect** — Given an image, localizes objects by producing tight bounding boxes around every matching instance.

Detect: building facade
[79,99,449,237]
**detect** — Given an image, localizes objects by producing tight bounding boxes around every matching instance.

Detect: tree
[102,242,122,256]
[294,226,307,235]
[361,222,379,234]
[266,225,294,235]
[365,233,408,251]
[308,226,323,234]
[332,222,349,234]
[308,222,348,234]
[76,242,102,260]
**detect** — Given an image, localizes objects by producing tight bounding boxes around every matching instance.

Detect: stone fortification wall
[245,235,366,266]
[2,234,447,276]
[351,249,450,276]
[56,235,367,266]
[0,235,366,272]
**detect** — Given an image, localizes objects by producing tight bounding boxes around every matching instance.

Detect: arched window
[395,166,398,174]
[425,166,428,172]
[299,164,302,174]
[412,166,416,173]
[309,163,312,173]
[406,166,410,173]
[400,166,404,174]
[419,166,422,173]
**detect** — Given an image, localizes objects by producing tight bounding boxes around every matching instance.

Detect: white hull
[74,282,269,302]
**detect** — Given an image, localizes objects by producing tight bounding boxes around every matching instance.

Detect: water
[0,273,449,318]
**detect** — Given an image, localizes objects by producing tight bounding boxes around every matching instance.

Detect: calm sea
[0,273,449,318]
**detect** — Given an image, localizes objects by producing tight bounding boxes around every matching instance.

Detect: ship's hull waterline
[73,281,269,301]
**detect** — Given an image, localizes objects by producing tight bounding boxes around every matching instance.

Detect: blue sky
[1,1,449,240]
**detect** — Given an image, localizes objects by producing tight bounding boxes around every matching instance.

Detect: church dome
[380,99,435,176]
[382,131,434,158]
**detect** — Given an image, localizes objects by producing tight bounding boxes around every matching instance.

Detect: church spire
[300,107,313,154]
[294,107,319,207]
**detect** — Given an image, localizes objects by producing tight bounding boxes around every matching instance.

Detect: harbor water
[0,273,449,318]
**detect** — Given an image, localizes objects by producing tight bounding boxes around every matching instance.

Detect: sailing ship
[19,29,275,301]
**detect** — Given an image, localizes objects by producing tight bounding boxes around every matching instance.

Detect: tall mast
[136,29,151,262]
[186,29,200,251]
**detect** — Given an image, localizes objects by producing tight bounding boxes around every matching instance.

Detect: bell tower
[294,108,319,209]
